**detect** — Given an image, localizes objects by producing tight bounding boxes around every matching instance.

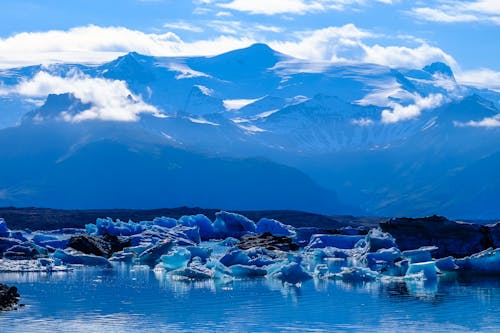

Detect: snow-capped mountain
[0,43,499,218]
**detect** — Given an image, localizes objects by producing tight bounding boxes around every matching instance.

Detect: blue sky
[0,0,498,89]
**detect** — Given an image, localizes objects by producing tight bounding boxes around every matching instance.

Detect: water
[1,266,499,333]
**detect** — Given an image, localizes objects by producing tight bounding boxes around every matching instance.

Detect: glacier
[1,212,499,287]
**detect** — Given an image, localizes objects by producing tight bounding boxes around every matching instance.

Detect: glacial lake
[1,266,499,333]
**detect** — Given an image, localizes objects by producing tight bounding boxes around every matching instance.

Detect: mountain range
[0,43,499,219]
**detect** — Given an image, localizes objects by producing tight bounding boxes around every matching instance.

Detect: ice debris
[1,213,500,287]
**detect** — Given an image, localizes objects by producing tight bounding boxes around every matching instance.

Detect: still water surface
[1,266,499,332]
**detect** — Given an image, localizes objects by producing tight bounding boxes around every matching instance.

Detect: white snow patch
[187,117,219,126]
[356,80,413,107]
[237,124,267,133]
[167,62,210,79]
[223,98,262,111]
[195,85,214,96]
[422,117,437,131]
[255,109,280,118]
[351,118,374,126]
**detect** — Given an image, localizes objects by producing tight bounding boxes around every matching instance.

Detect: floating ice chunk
[256,218,295,237]
[248,257,275,267]
[31,233,68,249]
[186,246,212,263]
[220,248,250,267]
[87,218,144,236]
[365,247,401,271]
[4,244,41,260]
[405,261,438,280]
[325,258,346,274]
[339,226,365,235]
[230,264,267,278]
[152,216,177,228]
[52,249,110,266]
[293,227,327,247]
[9,231,28,242]
[339,267,378,282]
[402,246,438,263]
[167,225,200,245]
[213,211,256,238]
[366,229,397,252]
[157,247,191,271]
[314,264,329,277]
[138,239,174,265]
[307,234,364,249]
[109,251,135,263]
[206,260,233,280]
[179,215,217,240]
[125,244,152,255]
[435,256,458,271]
[0,218,10,237]
[221,237,240,247]
[169,257,213,280]
[456,248,500,273]
[268,261,312,285]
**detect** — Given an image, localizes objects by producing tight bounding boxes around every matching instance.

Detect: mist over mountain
[0,44,499,218]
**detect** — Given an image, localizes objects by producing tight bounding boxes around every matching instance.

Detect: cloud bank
[12,71,159,122]
[0,24,454,71]
[410,0,500,25]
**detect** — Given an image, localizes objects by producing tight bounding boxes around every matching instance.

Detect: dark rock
[0,284,20,311]
[67,234,131,258]
[0,237,22,254]
[380,215,500,258]
[237,232,299,252]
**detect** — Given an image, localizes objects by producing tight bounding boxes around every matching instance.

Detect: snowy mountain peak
[23,93,91,123]
[423,62,455,79]
[186,43,286,81]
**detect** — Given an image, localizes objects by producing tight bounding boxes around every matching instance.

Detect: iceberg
[0,219,10,238]
[157,247,191,271]
[179,215,217,240]
[213,211,256,238]
[405,261,439,280]
[402,246,438,264]
[307,234,364,249]
[256,218,295,237]
[456,248,500,273]
[230,264,267,278]
[268,261,312,285]
[52,249,110,266]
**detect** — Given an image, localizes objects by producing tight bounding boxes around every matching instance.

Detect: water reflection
[1,267,500,333]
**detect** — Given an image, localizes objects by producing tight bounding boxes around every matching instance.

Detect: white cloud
[361,43,457,69]
[269,24,374,61]
[381,93,445,123]
[455,116,500,128]
[216,0,396,15]
[456,69,500,91]
[0,25,255,68]
[12,71,159,122]
[218,0,324,15]
[410,0,500,25]
[163,21,203,33]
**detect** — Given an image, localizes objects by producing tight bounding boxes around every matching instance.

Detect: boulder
[237,232,299,252]
[67,234,131,258]
[380,215,498,258]
[0,283,20,311]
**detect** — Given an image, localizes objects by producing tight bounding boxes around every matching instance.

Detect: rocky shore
[0,283,20,311]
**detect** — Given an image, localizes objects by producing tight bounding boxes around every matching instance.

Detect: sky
[0,0,498,89]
